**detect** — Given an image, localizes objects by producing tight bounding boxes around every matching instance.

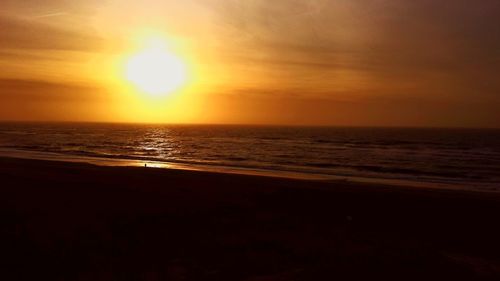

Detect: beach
[1,156,500,280]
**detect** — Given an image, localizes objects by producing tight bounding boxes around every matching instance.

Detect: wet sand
[1,156,500,280]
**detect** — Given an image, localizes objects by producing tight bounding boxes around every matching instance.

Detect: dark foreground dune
[1,157,500,280]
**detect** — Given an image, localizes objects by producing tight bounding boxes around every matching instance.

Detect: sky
[0,0,499,127]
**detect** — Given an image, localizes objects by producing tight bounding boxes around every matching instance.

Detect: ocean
[0,122,499,191]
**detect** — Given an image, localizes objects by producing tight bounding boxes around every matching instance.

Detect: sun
[125,38,187,97]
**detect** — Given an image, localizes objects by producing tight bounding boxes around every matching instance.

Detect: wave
[1,124,499,191]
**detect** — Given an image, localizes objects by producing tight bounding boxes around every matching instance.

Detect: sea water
[0,123,499,191]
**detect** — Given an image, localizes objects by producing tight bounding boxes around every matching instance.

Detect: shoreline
[0,148,495,194]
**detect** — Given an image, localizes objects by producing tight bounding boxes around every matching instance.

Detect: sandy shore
[1,156,500,280]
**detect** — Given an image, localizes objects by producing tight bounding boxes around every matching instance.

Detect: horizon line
[0,120,499,130]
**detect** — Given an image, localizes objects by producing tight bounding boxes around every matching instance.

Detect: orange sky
[1,0,499,127]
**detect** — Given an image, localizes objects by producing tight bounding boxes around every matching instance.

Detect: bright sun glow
[125,38,187,97]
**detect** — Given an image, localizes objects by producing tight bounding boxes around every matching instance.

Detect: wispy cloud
[0,79,107,102]
[202,0,500,101]
[0,15,102,52]
[30,12,68,19]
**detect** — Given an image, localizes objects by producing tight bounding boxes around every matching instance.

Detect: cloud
[0,15,102,52]
[207,88,500,127]
[0,79,107,102]
[201,0,500,101]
